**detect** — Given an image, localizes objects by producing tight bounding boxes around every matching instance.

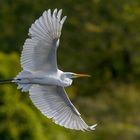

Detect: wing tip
[60,16,67,25]
[88,123,97,131]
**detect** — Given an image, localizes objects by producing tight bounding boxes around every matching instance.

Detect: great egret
[1,9,97,131]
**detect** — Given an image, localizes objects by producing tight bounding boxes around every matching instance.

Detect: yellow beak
[73,73,91,77]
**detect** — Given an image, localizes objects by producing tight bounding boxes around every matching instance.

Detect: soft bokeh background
[0,0,140,140]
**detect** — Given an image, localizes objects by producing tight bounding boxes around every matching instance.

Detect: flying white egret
[0,9,97,131]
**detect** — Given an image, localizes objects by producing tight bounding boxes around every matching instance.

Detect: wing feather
[29,85,97,131]
[21,9,66,72]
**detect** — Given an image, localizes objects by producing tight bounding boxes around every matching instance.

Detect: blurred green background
[0,0,140,140]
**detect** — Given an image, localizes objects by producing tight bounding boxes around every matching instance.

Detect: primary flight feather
[4,9,97,131]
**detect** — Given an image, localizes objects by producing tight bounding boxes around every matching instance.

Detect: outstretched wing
[21,9,66,72]
[29,85,97,131]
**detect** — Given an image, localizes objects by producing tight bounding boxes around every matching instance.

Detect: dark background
[0,0,140,139]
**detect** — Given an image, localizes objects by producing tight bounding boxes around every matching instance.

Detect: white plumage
[13,9,97,131]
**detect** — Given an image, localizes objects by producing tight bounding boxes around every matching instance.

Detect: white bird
[1,9,97,131]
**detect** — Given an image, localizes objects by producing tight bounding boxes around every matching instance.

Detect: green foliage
[0,0,140,140]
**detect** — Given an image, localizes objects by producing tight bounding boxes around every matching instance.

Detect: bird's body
[14,70,72,88]
[1,9,97,131]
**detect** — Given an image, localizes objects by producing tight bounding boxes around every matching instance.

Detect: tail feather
[17,83,32,92]
[0,78,32,92]
[0,79,13,84]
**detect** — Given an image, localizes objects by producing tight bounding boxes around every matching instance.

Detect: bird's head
[64,72,91,79]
